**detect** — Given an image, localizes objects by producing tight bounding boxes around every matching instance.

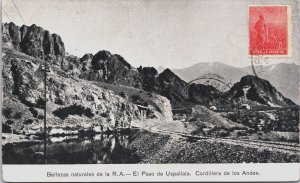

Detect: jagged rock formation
[2,50,141,134]
[63,50,143,88]
[2,22,65,66]
[138,66,160,91]
[225,75,295,107]
[2,22,176,135]
[155,69,189,107]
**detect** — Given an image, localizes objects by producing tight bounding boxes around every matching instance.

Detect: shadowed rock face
[2,22,65,66]
[140,68,223,108]
[2,22,21,50]
[156,69,189,106]
[188,83,223,106]
[225,75,295,107]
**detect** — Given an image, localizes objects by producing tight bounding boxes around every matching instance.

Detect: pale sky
[2,0,299,69]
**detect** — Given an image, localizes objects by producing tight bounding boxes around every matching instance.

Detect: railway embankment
[127,130,300,163]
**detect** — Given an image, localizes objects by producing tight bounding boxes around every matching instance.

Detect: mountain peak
[159,68,186,83]
[227,75,295,107]
[161,68,173,74]
[2,22,65,66]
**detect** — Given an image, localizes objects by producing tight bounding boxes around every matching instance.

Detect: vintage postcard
[1,0,299,182]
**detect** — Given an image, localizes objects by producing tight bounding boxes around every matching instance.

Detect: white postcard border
[2,163,300,182]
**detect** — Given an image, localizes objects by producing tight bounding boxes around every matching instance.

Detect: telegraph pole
[42,62,48,164]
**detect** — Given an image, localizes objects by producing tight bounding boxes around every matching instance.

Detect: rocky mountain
[65,50,143,88]
[242,63,299,104]
[225,75,295,107]
[2,48,142,134]
[2,23,174,135]
[2,22,297,113]
[172,62,299,104]
[1,22,144,91]
[64,52,210,108]
[2,22,65,66]
[137,67,223,108]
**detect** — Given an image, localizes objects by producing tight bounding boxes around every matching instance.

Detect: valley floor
[128,130,300,163]
[2,116,300,164]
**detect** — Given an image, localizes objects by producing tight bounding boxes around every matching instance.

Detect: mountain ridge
[172,62,299,104]
[2,22,297,108]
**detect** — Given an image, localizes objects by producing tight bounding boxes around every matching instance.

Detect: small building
[136,104,148,118]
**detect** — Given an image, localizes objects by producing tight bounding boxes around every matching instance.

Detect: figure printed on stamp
[255,15,268,50]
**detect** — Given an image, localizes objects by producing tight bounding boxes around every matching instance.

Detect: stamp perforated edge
[248,5,292,58]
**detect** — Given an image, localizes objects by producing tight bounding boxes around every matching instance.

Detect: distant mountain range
[172,62,299,104]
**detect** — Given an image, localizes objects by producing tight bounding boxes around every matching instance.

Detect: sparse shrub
[2,124,12,133]
[53,104,94,120]
[29,107,38,118]
[54,98,64,105]
[38,115,44,119]
[131,94,141,102]
[101,113,109,118]
[247,128,257,134]
[47,126,52,133]
[14,112,23,119]
[36,98,46,108]
[6,120,14,125]
[2,108,13,118]
[228,126,243,132]
[84,108,94,118]
[236,130,247,136]
[191,129,203,135]
[119,91,127,98]
[24,119,34,125]
[217,129,230,137]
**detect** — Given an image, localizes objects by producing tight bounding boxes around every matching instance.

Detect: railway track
[152,129,300,154]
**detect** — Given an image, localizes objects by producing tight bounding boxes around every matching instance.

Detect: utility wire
[3,9,12,22]
[11,0,26,24]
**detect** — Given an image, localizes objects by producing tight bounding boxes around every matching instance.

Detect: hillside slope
[2,48,141,134]
[2,47,174,136]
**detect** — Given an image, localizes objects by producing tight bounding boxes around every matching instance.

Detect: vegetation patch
[53,104,94,120]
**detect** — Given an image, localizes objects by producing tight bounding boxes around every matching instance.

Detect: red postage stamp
[249,5,291,56]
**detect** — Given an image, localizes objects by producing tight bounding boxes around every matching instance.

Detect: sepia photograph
[1,0,299,168]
